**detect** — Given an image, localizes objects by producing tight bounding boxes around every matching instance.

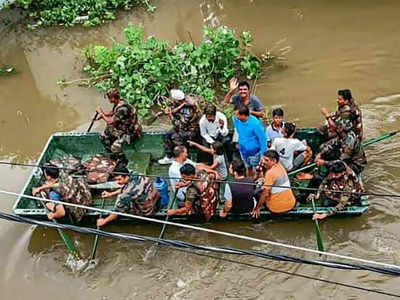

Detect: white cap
[170,89,185,100]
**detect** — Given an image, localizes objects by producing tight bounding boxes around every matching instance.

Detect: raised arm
[188,141,214,155]
[224,78,239,104]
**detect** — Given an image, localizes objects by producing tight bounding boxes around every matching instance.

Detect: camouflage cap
[335,117,352,131]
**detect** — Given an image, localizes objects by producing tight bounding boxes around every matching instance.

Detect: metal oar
[144,190,178,260]
[36,194,80,259]
[311,197,325,252]
[89,197,105,264]
[288,129,400,177]
[87,111,99,133]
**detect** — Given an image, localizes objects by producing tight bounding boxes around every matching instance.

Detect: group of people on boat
[33,78,367,225]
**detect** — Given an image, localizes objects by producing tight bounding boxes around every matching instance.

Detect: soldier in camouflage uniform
[97,166,160,226]
[158,89,201,164]
[97,89,142,162]
[32,164,93,223]
[310,160,364,220]
[315,117,367,175]
[320,89,363,142]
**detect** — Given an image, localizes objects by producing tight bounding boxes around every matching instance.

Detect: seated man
[166,164,219,221]
[270,122,312,171]
[32,164,92,222]
[220,159,256,218]
[266,108,284,148]
[97,166,160,226]
[252,150,296,218]
[311,160,364,220]
[97,89,142,163]
[315,117,366,175]
[158,89,201,164]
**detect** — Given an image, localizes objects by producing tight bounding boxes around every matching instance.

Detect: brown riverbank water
[1,0,400,299]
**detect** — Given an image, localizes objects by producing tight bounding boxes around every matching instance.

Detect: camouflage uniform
[318,161,364,215]
[114,173,160,216]
[100,101,142,157]
[318,130,367,175]
[52,172,93,222]
[165,94,201,157]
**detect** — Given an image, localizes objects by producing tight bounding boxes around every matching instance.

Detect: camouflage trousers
[165,128,200,158]
[100,126,132,157]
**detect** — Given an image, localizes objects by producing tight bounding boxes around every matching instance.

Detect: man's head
[337,89,352,107]
[261,150,280,169]
[204,104,217,123]
[283,122,296,138]
[113,165,130,185]
[335,117,352,134]
[173,145,188,161]
[106,89,121,104]
[238,81,250,99]
[180,163,196,181]
[328,160,347,179]
[170,89,185,105]
[229,159,246,177]
[211,141,224,155]
[42,164,59,181]
[272,108,284,127]
[236,105,250,122]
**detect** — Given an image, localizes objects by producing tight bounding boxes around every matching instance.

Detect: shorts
[240,152,261,169]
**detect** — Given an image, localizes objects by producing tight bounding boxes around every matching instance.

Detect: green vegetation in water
[70,25,279,117]
[9,0,155,28]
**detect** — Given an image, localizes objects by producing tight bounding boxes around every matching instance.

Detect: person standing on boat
[310,160,364,220]
[96,89,142,163]
[233,105,266,177]
[220,159,257,218]
[315,117,366,175]
[97,166,160,227]
[265,108,285,148]
[252,150,296,218]
[270,122,313,172]
[320,89,363,141]
[158,89,201,165]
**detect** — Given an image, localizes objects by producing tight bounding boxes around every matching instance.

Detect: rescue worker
[315,117,367,175]
[320,89,363,141]
[158,89,201,164]
[97,165,160,226]
[96,89,142,162]
[310,160,364,220]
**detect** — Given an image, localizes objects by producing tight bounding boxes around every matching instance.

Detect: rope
[2,189,400,271]
[1,161,400,198]
[0,211,399,276]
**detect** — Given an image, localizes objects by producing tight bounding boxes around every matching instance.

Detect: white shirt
[271,138,307,171]
[199,111,229,144]
[168,158,196,194]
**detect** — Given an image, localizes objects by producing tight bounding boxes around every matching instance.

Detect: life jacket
[196,170,220,221]
[49,155,83,174]
[112,101,142,138]
[83,154,117,183]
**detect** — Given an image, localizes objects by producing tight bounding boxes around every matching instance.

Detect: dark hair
[212,141,224,155]
[237,105,250,116]
[204,104,217,116]
[272,108,284,117]
[173,145,187,158]
[106,89,120,100]
[263,150,280,162]
[238,81,250,90]
[231,159,245,176]
[329,160,346,174]
[338,89,352,101]
[283,122,296,137]
[113,164,129,177]
[180,163,196,176]
[42,164,59,179]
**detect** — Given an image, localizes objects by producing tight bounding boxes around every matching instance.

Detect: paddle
[288,130,400,177]
[89,197,105,264]
[36,193,80,259]
[311,196,325,252]
[87,111,99,133]
[144,189,179,260]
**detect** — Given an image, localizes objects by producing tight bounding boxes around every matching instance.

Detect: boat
[12,129,369,223]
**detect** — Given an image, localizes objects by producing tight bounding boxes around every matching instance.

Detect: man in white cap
[158,89,201,164]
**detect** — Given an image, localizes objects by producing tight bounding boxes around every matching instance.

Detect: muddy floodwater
[1,0,400,299]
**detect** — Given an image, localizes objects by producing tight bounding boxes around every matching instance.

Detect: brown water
[1,0,400,299]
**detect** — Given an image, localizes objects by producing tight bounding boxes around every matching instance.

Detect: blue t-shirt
[232,94,263,112]
[233,115,266,158]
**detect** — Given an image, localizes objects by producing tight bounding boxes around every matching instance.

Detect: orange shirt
[263,163,296,213]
